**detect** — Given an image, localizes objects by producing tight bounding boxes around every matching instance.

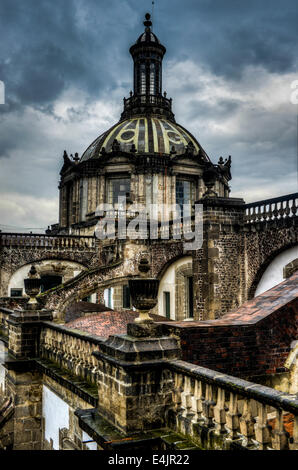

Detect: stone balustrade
[39,322,103,384]
[36,322,298,451]
[244,193,298,224]
[101,211,196,241]
[0,233,96,250]
[169,360,298,450]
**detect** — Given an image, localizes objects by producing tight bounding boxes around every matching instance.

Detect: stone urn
[128,278,159,324]
[24,265,41,307]
[202,164,218,197]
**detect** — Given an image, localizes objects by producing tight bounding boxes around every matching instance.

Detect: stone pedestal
[93,322,181,433]
[7,309,52,359]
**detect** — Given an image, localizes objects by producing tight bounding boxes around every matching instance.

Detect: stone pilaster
[93,322,181,433]
[193,197,245,320]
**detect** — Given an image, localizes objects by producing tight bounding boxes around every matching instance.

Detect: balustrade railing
[40,322,102,384]
[101,211,196,241]
[37,324,298,450]
[123,93,172,110]
[0,233,96,249]
[244,193,298,224]
[170,360,298,450]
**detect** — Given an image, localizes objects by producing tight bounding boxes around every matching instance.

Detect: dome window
[107,177,131,206]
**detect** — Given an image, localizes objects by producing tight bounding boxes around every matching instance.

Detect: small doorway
[123,285,131,309]
[164,292,171,319]
[187,276,194,318]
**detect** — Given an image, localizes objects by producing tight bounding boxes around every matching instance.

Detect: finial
[144,12,152,30]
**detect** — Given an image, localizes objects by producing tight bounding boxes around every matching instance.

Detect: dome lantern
[121,13,175,122]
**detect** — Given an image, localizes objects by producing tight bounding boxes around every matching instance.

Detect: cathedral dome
[80,116,203,161]
[79,13,211,163]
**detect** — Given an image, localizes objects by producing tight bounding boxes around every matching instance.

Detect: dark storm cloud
[0,0,134,108]
[1,0,297,109]
[0,0,297,227]
[157,0,298,78]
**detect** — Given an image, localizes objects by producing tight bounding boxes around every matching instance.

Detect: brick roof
[167,271,298,328]
[65,301,113,323]
[65,310,171,339]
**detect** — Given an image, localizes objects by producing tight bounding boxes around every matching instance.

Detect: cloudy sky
[0,0,297,232]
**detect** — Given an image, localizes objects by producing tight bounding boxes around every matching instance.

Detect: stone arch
[156,255,193,320]
[42,256,140,320]
[57,275,134,318]
[249,244,298,298]
[175,261,193,321]
[0,248,94,298]
[7,259,87,298]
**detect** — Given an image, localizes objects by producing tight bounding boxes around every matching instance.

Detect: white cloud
[0,193,58,232]
[0,61,297,229]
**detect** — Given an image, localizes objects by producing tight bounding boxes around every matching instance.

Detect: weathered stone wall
[244,218,298,298]
[7,310,52,359]
[5,367,43,450]
[164,285,298,379]
[193,199,297,320]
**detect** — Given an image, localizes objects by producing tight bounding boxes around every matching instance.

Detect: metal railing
[123,93,172,110]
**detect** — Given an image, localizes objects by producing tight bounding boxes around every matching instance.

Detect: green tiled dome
[81,117,206,161]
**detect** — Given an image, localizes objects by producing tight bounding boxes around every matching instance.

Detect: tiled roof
[65,301,113,323]
[80,117,201,161]
[65,310,170,339]
[167,271,298,328]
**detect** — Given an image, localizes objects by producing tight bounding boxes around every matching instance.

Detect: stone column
[93,322,181,433]
[7,309,52,359]
[193,197,245,320]
[4,300,52,450]
[4,362,43,450]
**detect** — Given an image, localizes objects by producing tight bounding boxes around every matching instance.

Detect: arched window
[140,63,146,94]
[150,62,156,95]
